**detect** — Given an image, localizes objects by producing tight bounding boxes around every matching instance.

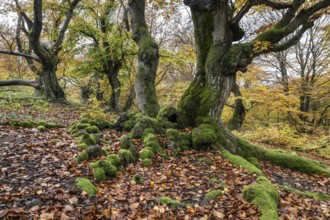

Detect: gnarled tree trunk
[228,83,246,131]
[128,0,160,117]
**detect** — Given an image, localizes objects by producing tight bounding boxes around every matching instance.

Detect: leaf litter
[0,104,329,219]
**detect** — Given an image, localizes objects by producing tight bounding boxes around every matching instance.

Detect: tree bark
[128,0,160,117]
[228,84,246,130]
[16,0,80,101]
[178,0,240,126]
[0,79,40,88]
[106,65,122,112]
[178,0,330,153]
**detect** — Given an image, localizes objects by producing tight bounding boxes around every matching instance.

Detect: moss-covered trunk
[179,0,241,126]
[228,84,246,130]
[128,0,160,117]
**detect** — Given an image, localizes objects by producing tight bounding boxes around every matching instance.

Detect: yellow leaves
[253,40,272,53]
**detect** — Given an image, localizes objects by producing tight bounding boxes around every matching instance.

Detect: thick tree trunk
[34,75,44,97]
[106,66,121,112]
[228,84,246,130]
[42,60,66,100]
[128,0,160,117]
[179,1,242,126]
[123,86,136,112]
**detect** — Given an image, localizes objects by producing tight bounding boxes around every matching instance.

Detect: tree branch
[0,80,40,89]
[52,0,81,54]
[0,50,41,62]
[232,0,292,24]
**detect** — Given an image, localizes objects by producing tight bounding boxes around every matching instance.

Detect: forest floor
[0,102,329,219]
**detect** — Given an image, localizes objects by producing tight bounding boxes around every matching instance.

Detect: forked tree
[0,0,81,101]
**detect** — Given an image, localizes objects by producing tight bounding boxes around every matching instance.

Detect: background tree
[72,0,134,111]
[10,0,81,101]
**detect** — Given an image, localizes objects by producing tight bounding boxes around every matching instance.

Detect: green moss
[37,121,47,126]
[198,157,213,165]
[91,159,117,180]
[142,133,163,153]
[120,134,132,149]
[178,82,216,127]
[77,143,88,150]
[220,148,263,175]
[37,125,46,132]
[142,158,152,167]
[264,151,329,176]
[75,178,96,197]
[205,190,222,199]
[117,149,135,166]
[235,138,330,176]
[210,178,222,184]
[158,197,186,208]
[131,117,164,139]
[45,122,64,128]
[93,167,107,181]
[9,120,19,126]
[70,128,79,135]
[279,185,330,201]
[86,145,105,158]
[77,123,91,130]
[157,105,186,129]
[94,118,112,129]
[256,28,286,42]
[192,124,217,150]
[132,174,144,184]
[76,150,89,162]
[121,112,144,132]
[85,126,100,134]
[106,154,122,167]
[246,157,261,169]
[80,118,93,124]
[166,129,191,152]
[18,121,34,128]
[139,148,154,160]
[243,176,279,220]
[80,134,96,146]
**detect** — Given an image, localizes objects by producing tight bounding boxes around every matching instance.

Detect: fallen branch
[0,80,40,89]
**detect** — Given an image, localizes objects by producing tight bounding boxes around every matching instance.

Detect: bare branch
[0,79,40,88]
[232,0,292,24]
[52,0,81,54]
[0,50,40,62]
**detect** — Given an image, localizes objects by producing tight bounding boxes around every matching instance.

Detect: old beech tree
[124,0,330,174]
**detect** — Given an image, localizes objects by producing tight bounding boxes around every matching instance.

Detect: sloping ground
[0,104,329,219]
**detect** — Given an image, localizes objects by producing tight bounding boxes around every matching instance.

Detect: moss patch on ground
[75,178,96,197]
[205,190,222,199]
[118,149,135,166]
[220,147,263,176]
[158,197,186,208]
[192,124,217,150]
[90,160,117,181]
[279,185,330,201]
[243,176,279,220]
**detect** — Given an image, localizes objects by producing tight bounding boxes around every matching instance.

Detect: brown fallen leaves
[0,104,329,219]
